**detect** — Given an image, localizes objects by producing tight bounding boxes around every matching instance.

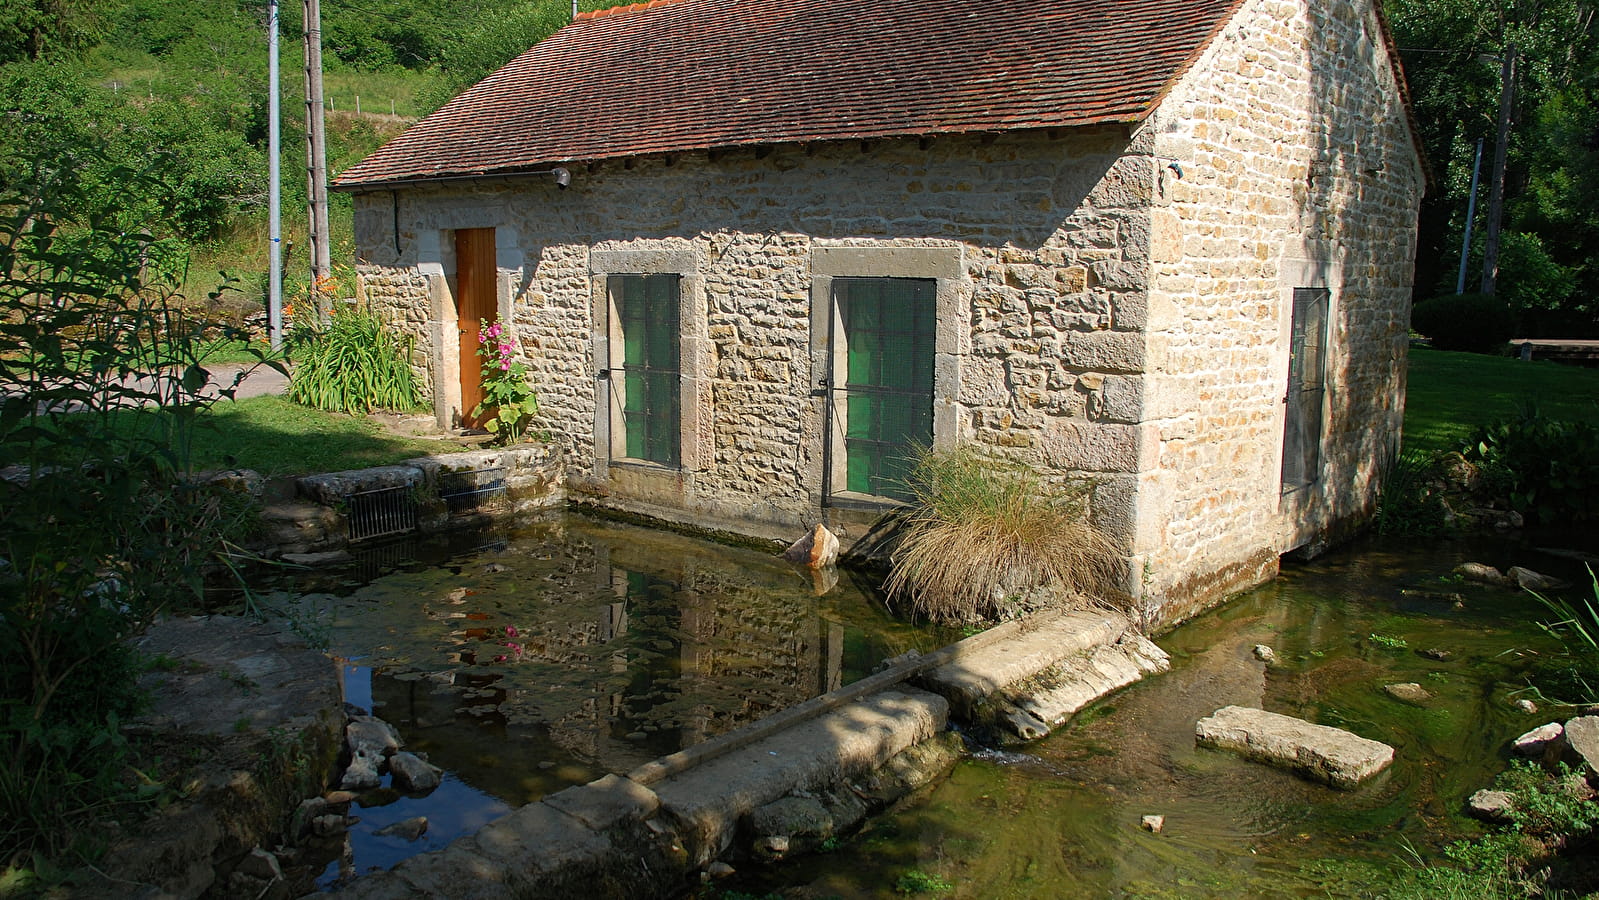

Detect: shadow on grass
[117,396,466,477]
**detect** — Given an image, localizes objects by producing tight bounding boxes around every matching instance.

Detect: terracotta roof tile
[336,0,1246,188]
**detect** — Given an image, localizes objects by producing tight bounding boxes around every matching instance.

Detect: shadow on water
[711,534,1597,899]
[258,510,958,889]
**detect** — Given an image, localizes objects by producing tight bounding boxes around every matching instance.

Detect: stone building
[335,0,1424,625]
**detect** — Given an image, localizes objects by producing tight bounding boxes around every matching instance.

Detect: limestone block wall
[350,129,1153,547]
[1136,0,1422,621]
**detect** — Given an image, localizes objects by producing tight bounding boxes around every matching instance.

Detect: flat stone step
[1195,705,1394,789]
[1002,635,1170,739]
[918,609,1129,720]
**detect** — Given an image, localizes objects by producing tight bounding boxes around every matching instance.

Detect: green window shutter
[612,274,681,466]
[832,277,936,501]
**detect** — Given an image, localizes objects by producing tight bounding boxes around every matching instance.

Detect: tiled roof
[336,0,1246,188]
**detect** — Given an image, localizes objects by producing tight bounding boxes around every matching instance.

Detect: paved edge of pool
[329,607,1169,899]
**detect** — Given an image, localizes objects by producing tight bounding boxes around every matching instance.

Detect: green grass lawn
[178,396,460,476]
[1404,347,1599,456]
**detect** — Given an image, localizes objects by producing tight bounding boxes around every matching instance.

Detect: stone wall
[351,128,1152,546]
[1136,0,1422,621]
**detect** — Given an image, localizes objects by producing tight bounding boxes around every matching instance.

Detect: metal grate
[438,466,509,516]
[345,485,419,543]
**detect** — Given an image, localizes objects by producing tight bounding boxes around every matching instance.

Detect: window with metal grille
[828,277,935,502]
[610,274,681,466]
[1282,287,1329,490]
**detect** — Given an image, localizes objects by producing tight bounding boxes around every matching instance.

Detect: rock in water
[339,754,382,792]
[1564,716,1599,779]
[1513,722,1564,757]
[1384,683,1433,703]
[1194,706,1394,789]
[1252,645,1276,664]
[782,523,839,569]
[389,751,443,794]
[1508,567,1570,591]
[347,715,402,759]
[1140,815,1165,833]
[1454,562,1510,587]
[1467,789,1515,822]
[373,816,429,841]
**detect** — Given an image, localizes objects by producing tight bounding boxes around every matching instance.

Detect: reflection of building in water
[518,533,855,774]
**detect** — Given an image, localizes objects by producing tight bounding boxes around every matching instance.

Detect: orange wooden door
[455,228,497,428]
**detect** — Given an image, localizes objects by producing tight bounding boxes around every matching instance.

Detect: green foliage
[885,446,1117,626]
[0,0,106,64]
[421,0,572,111]
[1369,633,1410,650]
[1410,293,1515,353]
[472,319,538,444]
[0,161,276,868]
[1529,566,1599,701]
[895,869,954,895]
[286,302,423,414]
[1462,410,1599,523]
[1374,449,1447,535]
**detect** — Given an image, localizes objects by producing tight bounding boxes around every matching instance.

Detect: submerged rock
[1383,683,1433,703]
[390,751,443,794]
[1194,706,1394,789]
[1140,814,1165,833]
[373,816,429,841]
[1508,567,1569,592]
[1419,648,1453,661]
[1252,645,1276,664]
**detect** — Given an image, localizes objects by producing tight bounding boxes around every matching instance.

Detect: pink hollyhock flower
[500,360,512,371]
[505,625,519,638]
[493,654,507,663]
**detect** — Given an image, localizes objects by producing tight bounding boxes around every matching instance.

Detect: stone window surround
[1276,255,1341,503]
[808,245,964,508]
[588,248,706,476]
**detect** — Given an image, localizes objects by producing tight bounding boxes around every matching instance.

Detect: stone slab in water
[1002,634,1170,739]
[919,609,1127,718]
[1194,705,1394,789]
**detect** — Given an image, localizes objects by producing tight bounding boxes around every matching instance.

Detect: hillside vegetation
[0,0,625,313]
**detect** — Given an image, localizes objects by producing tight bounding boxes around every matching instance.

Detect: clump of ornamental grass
[884,446,1118,625]
[286,298,422,414]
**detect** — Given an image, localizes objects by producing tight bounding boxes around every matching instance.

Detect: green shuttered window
[833,277,935,501]
[613,274,681,466]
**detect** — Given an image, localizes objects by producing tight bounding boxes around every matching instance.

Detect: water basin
[266,511,956,888]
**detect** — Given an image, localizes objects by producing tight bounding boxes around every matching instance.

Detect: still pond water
[268,515,1594,896]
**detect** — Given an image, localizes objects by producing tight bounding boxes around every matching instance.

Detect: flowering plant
[472,319,538,444]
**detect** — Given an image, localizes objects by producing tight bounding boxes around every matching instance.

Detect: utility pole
[268,0,283,349]
[303,0,332,316]
[1481,44,1516,296]
[1456,138,1483,295]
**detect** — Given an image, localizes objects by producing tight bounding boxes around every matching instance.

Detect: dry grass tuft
[884,446,1119,625]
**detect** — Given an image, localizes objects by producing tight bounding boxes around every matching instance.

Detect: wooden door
[455,228,497,428]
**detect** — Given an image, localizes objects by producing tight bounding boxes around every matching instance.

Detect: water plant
[894,869,954,895]
[471,319,538,444]
[286,290,423,414]
[1374,448,1447,535]
[885,445,1116,625]
[1529,565,1599,701]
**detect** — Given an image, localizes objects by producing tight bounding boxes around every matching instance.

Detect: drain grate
[345,485,419,543]
[438,466,509,516]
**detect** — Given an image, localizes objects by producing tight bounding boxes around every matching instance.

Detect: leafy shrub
[1410,293,1516,353]
[1462,411,1599,523]
[1374,449,1447,535]
[287,300,423,414]
[0,163,272,870]
[885,446,1117,625]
